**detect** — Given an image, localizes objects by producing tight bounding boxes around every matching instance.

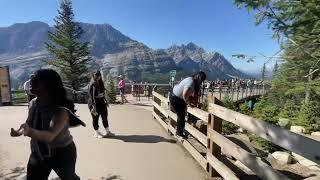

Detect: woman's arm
[23,109,69,143]
[183,88,195,107]
[11,104,34,137]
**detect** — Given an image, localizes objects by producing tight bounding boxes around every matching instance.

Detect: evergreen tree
[106,77,116,103]
[46,0,92,90]
[235,0,320,130]
[272,61,279,78]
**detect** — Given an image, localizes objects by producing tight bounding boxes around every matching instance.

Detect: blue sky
[0,0,280,72]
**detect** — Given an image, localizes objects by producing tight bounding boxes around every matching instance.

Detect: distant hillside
[0,21,249,88]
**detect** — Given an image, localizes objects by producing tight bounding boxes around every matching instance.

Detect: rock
[292,152,318,167]
[311,132,320,137]
[300,159,318,167]
[290,126,306,133]
[238,133,250,142]
[195,120,207,134]
[271,151,293,164]
[226,134,256,154]
[309,165,320,172]
[234,160,253,173]
[304,175,320,180]
[278,118,291,128]
[223,134,268,160]
[236,128,244,133]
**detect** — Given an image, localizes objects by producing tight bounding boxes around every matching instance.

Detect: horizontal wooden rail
[207,153,239,180]
[209,103,320,164]
[168,110,207,147]
[152,101,168,118]
[187,107,209,122]
[185,124,208,147]
[152,111,168,131]
[168,123,176,135]
[152,91,169,103]
[181,138,207,170]
[166,122,207,170]
[168,110,177,120]
[208,129,289,180]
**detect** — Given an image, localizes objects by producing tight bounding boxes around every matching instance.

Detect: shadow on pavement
[109,134,176,144]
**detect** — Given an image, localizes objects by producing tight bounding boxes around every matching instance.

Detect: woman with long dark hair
[169,71,206,138]
[10,69,85,180]
[88,70,113,138]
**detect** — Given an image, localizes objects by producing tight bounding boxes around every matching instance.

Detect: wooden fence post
[207,95,223,177]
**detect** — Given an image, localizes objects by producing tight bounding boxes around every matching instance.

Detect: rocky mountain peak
[0,21,248,87]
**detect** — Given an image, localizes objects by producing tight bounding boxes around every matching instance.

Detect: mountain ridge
[0,21,249,88]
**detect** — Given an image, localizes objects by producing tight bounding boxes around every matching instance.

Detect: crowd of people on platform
[202,78,265,90]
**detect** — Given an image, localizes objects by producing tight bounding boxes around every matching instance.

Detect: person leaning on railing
[169,71,206,139]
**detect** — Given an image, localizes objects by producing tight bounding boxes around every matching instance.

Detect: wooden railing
[152,91,320,180]
[202,85,268,102]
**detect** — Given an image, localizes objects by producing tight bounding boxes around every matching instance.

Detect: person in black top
[88,70,113,138]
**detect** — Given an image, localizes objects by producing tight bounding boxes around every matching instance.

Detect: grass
[11,90,27,105]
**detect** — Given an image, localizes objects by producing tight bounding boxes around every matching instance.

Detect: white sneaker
[103,128,115,137]
[93,131,103,138]
[102,128,109,136]
[102,131,108,137]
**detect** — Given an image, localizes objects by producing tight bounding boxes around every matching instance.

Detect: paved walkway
[0,103,206,180]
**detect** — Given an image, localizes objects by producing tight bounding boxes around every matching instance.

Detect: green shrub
[253,98,280,124]
[12,91,27,104]
[222,96,237,110]
[248,133,282,152]
[106,77,116,103]
[239,103,252,115]
[279,100,299,119]
[222,121,239,135]
[201,98,208,111]
[221,96,239,135]
[295,100,320,132]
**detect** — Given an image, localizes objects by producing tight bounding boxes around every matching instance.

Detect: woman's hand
[91,107,98,116]
[20,123,30,136]
[10,124,26,137]
[10,128,22,137]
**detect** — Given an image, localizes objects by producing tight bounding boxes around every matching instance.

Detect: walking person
[169,71,206,138]
[10,69,85,180]
[88,70,114,138]
[24,74,36,103]
[131,81,136,96]
[118,75,128,104]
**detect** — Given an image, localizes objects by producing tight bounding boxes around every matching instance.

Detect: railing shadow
[279,170,305,180]
[130,103,152,107]
[109,135,176,144]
